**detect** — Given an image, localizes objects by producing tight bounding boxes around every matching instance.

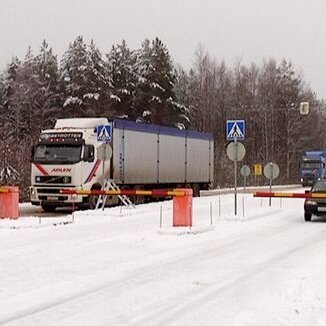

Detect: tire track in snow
[0,216,322,325]
[127,226,326,326]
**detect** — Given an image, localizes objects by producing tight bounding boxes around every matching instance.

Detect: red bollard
[173,188,193,227]
[0,186,19,219]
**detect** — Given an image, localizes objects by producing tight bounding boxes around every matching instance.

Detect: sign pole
[226,119,246,217]
[102,160,105,189]
[244,175,246,192]
[263,162,280,207]
[240,165,250,193]
[234,137,237,215]
[269,163,273,207]
[269,177,272,207]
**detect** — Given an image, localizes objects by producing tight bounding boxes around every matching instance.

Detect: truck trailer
[299,150,326,186]
[30,118,214,211]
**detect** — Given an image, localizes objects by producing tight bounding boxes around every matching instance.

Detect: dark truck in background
[299,151,326,186]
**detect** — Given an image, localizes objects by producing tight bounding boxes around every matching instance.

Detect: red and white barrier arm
[254,192,326,199]
[60,189,187,197]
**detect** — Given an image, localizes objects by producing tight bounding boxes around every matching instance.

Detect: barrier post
[173,188,193,227]
[0,186,19,219]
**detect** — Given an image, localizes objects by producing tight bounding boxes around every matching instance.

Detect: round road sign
[240,165,251,177]
[226,142,246,161]
[97,143,112,161]
[263,162,280,179]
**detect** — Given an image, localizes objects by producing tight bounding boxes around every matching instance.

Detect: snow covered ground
[1,187,326,325]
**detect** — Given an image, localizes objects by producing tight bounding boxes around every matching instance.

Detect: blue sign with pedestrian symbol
[226,120,245,140]
[97,125,112,142]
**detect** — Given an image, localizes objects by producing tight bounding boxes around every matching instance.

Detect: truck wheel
[41,203,57,212]
[304,212,312,222]
[88,195,99,209]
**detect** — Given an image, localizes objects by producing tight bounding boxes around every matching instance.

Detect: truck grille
[37,188,62,194]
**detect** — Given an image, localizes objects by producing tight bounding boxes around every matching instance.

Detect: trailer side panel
[158,134,186,183]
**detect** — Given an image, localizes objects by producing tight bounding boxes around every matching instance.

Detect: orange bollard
[173,188,193,227]
[0,186,19,219]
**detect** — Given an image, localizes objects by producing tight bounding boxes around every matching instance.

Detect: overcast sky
[1,0,325,98]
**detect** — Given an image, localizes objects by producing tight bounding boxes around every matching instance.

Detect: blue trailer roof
[113,119,214,141]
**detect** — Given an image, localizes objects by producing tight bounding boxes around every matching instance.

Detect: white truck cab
[30,118,114,212]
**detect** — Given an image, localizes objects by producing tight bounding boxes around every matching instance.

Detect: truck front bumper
[30,186,85,204]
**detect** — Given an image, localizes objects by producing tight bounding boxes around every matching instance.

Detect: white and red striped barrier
[253,191,326,199]
[60,188,187,197]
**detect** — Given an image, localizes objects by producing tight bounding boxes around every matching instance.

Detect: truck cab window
[83,145,95,162]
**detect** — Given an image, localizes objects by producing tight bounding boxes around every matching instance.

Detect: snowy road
[1,189,326,325]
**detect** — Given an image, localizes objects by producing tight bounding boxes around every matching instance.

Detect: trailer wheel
[132,185,145,205]
[192,184,200,197]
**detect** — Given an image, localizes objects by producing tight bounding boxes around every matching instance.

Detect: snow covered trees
[0,36,325,197]
[181,52,323,185]
[0,43,61,198]
[61,36,110,117]
[134,38,189,128]
[106,40,137,119]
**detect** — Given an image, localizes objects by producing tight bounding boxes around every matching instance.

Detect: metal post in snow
[210,202,213,225]
[243,176,246,192]
[159,205,163,228]
[269,177,272,207]
[268,163,274,207]
[219,195,221,217]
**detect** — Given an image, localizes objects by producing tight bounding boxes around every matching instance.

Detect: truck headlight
[63,176,71,184]
[30,187,37,198]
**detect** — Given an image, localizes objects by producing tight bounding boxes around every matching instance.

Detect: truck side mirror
[83,145,94,162]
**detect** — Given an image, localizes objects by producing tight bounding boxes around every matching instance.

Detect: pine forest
[0,36,325,200]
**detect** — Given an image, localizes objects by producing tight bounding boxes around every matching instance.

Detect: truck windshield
[33,144,82,164]
[301,162,322,169]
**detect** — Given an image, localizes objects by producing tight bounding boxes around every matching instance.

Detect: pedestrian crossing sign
[226,120,245,140]
[97,125,112,142]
